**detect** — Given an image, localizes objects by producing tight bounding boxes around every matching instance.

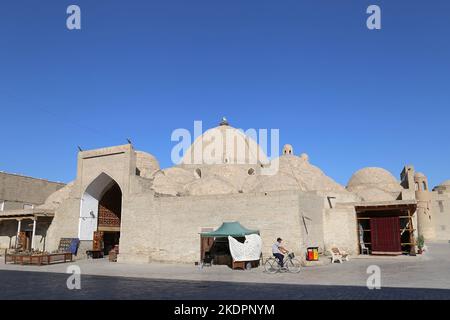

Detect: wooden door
[25,231,32,251]
[370,216,402,254]
[17,231,27,250]
[93,231,104,251]
[200,237,214,261]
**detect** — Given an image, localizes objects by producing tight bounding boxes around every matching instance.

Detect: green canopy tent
[200,221,259,238]
[200,222,260,269]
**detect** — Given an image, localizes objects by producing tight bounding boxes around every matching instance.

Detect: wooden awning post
[31,218,37,251]
[15,219,22,249]
[409,208,417,256]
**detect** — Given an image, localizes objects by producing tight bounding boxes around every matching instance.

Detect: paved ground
[2,270,450,300]
[1,242,450,299]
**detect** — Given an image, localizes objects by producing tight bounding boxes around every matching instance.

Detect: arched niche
[78,173,122,241]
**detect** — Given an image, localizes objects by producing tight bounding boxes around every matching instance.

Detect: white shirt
[272,242,282,254]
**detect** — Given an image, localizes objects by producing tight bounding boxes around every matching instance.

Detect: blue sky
[0,0,449,187]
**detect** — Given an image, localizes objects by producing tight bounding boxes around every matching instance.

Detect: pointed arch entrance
[79,173,122,255]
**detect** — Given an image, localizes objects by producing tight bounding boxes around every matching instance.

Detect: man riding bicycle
[272,238,289,267]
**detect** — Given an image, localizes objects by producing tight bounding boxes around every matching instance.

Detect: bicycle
[264,252,302,274]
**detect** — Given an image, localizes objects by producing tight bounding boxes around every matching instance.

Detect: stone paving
[1,242,450,299]
[2,270,450,300]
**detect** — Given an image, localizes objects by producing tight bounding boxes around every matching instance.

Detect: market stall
[200,221,261,269]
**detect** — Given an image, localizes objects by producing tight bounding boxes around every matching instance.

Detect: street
[2,242,450,299]
[1,269,450,299]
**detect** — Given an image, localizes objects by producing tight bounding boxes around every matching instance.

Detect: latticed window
[98,205,121,228]
[97,184,121,229]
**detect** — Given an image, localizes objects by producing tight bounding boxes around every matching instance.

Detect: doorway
[80,173,123,257]
[102,231,120,255]
[96,181,121,256]
[356,205,415,255]
[370,216,402,254]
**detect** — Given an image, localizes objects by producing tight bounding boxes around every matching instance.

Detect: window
[23,204,34,210]
[415,183,419,191]
[0,201,4,211]
[422,182,427,191]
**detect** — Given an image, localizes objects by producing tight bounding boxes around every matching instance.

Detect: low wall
[119,190,326,264]
[323,206,358,254]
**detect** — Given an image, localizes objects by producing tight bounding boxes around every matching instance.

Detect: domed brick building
[0,120,449,262]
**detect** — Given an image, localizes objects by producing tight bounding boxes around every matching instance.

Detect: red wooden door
[370,217,402,254]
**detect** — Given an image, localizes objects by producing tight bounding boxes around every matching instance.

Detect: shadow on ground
[1,270,450,300]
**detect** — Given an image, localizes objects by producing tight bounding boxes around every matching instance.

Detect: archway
[79,173,122,256]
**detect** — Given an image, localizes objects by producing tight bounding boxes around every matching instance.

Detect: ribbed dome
[181,125,268,166]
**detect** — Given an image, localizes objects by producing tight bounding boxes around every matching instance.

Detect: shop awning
[352,200,417,213]
[0,208,55,220]
[200,221,259,238]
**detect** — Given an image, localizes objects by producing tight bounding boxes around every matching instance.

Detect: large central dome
[181,122,269,166]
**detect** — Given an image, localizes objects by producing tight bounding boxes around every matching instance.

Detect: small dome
[135,151,160,178]
[439,180,450,187]
[414,172,426,179]
[276,155,344,192]
[243,173,301,193]
[299,153,309,162]
[39,182,74,210]
[151,167,196,195]
[282,144,294,155]
[348,167,402,191]
[352,188,397,202]
[347,167,402,201]
[433,180,450,193]
[240,155,344,193]
[184,176,237,196]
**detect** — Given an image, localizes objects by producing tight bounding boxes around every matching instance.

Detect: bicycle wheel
[286,258,302,273]
[264,258,280,274]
